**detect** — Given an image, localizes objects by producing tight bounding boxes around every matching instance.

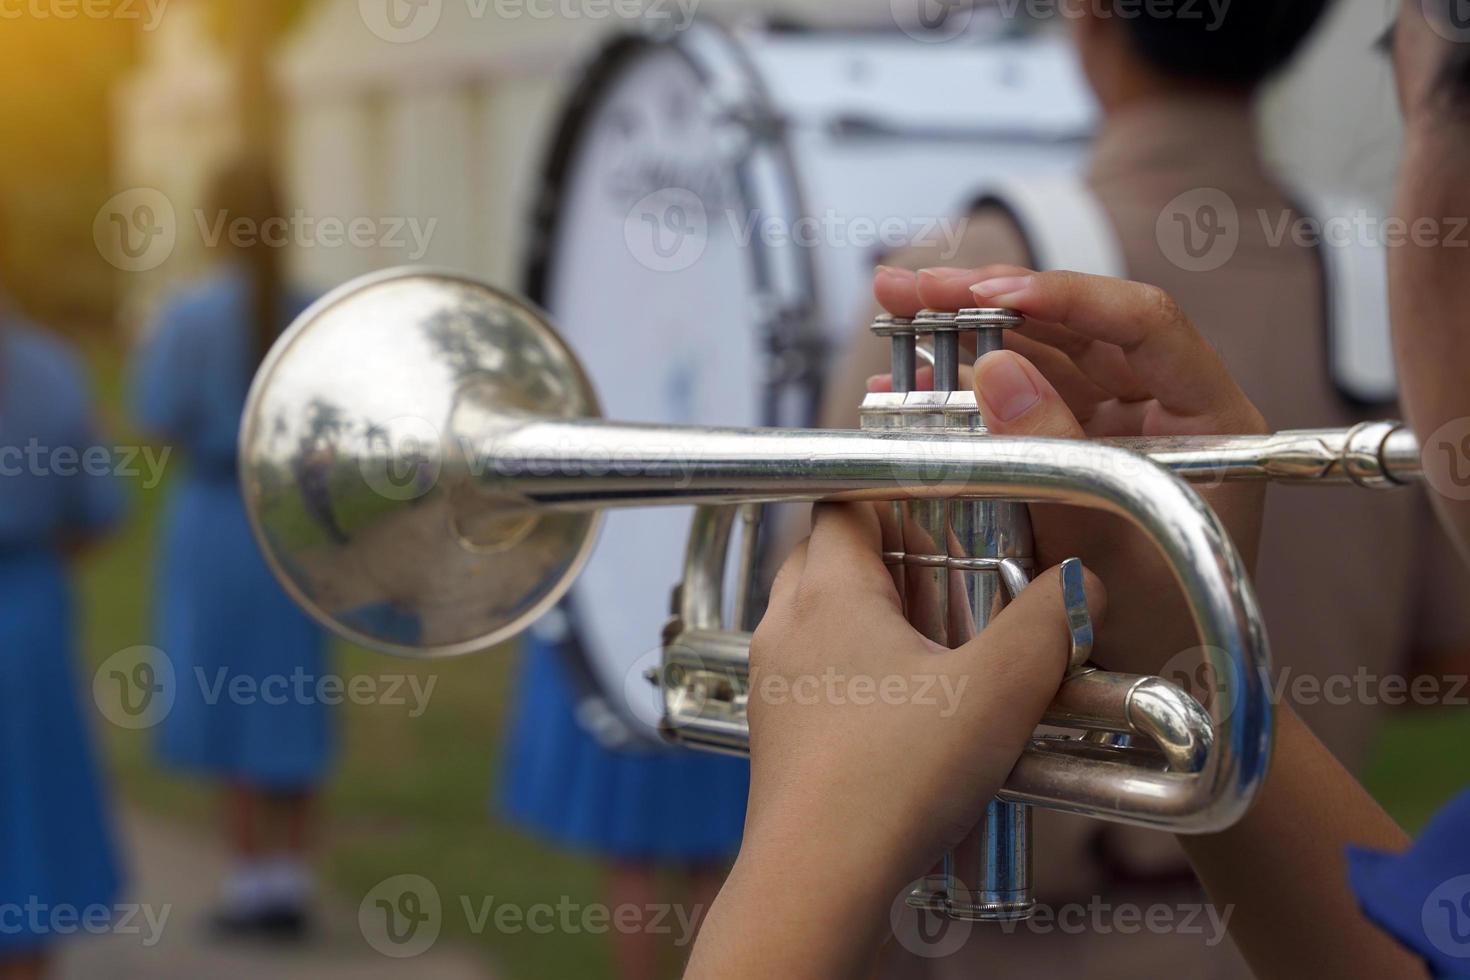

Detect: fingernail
[875,265,914,280]
[971,276,1033,303]
[866,373,892,392]
[918,266,974,281]
[975,351,1040,422]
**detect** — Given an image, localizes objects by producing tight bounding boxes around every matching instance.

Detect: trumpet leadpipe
[456,410,1420,518]
[1104,420,1420,488]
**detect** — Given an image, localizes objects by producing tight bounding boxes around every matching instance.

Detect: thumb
[947,562,1108,750]
[974,350,1086,439]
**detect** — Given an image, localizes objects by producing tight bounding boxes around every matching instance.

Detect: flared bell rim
[238,266,604,659]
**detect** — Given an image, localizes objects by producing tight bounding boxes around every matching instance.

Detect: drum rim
[522,20,821,373]
[519,21,822,746]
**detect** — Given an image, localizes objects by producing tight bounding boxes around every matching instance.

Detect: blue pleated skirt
[152,475,333,790]
[0,552,123,953]
[498,632,749,863]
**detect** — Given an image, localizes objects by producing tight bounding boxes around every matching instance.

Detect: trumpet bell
[238,269,603,658]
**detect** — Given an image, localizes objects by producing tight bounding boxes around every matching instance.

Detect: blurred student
[499,612,748,980]
[0,202,125,979]
[825,3,1466,975]
[131,157,330,940]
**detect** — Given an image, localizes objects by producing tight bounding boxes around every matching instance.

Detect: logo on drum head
[1157,645,1241,725]
[624,187,709,273]
[1424,0,1470,43]
[1156,188,1240,273]
[891,0,976,43]
[93,646,176,730]
[360,0,442,43]
[1422,417,1470,502]
[360,874,443,957]
[359,415,443,502]
[890,883,973,958]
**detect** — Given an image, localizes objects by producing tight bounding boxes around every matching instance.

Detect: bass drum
[523,20,1097,743]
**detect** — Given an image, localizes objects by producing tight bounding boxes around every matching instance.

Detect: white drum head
[538,38,777,737]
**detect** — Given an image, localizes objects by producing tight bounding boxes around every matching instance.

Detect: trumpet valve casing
[867,309,1037,921]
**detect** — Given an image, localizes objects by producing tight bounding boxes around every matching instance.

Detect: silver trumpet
[239,269,1422,923]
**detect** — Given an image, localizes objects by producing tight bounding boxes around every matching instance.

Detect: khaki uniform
[826,96,1469,978]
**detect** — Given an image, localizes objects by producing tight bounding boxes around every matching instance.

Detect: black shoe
[209,902,312,943]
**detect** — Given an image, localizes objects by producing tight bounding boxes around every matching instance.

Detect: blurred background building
[109,0,1403,324]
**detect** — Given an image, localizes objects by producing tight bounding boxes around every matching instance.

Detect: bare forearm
[685,829,896,979]
[1181,705,1425,979]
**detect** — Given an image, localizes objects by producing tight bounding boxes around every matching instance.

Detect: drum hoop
[521,21,822,747]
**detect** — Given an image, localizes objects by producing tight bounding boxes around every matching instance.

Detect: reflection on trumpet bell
[239,269,604,658]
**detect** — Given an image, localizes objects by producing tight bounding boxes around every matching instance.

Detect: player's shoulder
[157,270,245,327]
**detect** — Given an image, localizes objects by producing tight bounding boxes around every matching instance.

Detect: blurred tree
[0,0,314,334]
[0,5,136,329]
[203,0,312,152]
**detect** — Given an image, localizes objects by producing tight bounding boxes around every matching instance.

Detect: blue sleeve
[131,298,200,443]
[1348,788,1470,978]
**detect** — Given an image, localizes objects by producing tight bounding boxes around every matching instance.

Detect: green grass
[1363,708,1470,833]
[78,340,609,979]
[73,339,1470,979]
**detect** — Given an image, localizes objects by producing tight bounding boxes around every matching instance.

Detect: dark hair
[1429,0,1470,106]
[206,156,284,369]
[1119,1,1333,90]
